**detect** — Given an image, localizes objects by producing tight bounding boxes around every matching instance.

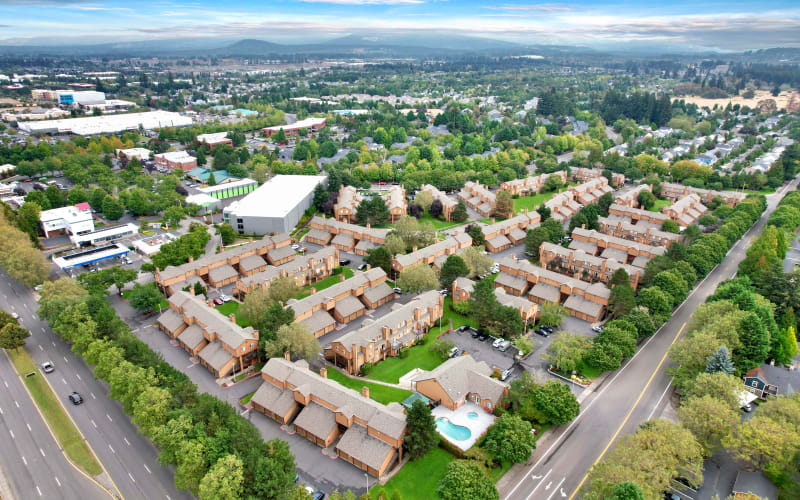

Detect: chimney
[188,256,194,263]
[309,287,316,295]
[249,238,253,243]
[320,367,327,378]
[339,274,345,282]
[284,352,291,361]
[492,218,496,224]
[366,223,371,229]
[361,386,370,399]
[581,224,586,229]
[189,286,195,296]
[228,314,236,323]
[365,264,371,271]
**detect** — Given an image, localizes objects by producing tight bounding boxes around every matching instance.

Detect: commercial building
[458,181,496,217]
[662,194,707,227]
[131,233,177,256]
[223,175,327,235]
[197,178,258,200]
[306,216,389,256]
[391,233,473,275]
[252,357,406,478]
[156,290,259,377]
[70,222,138,247]
[39,202,94,239]
[184,194,221,214]
[325,290,443,375]
[196,132,232,148]
[285,267,395,338]
[154,151,197,171]
[418,184,456,220]
[115,148,152,162]
[56,90,105,106]
[186,168,237,185]
[263,117,327,139]
[17,111,192,136]
[452,277,538,323]
[154,233,292,295]
[52,242,129,270]
[1,107,69,122]
[412,355,508,413]
[233,246,339,299]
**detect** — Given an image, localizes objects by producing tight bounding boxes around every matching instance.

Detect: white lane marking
[26,423,31,432]
[39,448,45,457]
[106,414,112,422]
[21,455,26,465]
[14,400,19,408]
[36,485,41,497]
[560,488,566,497]
[55,477,61,487]
[61,378,66,385]
[90,393,96,399]
[9,430,14,439]
[90,419,97,428]
[144,464,151,474]
[123,437,130,446]
[546,478,566,500]
[647,378,674,421]
[75,374,81,381]
[545,481,552,490]
[522,468,552,500]
[128,472,135,483]
[63,357,68,363]
[38,344,43,351]
[109,444,115,453]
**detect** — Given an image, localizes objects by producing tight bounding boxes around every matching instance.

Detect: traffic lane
[0,353,104,500]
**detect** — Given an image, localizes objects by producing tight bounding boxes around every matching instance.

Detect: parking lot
[439,328,518,375]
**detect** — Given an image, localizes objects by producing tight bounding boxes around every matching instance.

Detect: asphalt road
[499,178,799,500]
[0,271,192,500]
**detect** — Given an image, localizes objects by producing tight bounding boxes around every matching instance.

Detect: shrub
[360,362,374,375]
[399,347,410,359]
[452,300,471,315]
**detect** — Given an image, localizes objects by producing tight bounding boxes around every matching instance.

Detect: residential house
[286,267,395,338]
[252,357,406,477]
[326,290,443,375]
[233,246,339,299]
[391,233,473,275]
[458,181,496,217]
[306,216,389,256]
[662,194,707,227]
[156,290,259,377]
[412,355,508,413]
[743,367,779,400]
[499,172,568,196]
[419,184,456,221]
[452,277,537,323]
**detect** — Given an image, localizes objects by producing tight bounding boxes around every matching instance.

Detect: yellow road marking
[568,322,686,500]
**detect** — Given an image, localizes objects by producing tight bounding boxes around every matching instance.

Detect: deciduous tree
[198,454,245,500]
[437,460,498,500]
[397,263,438,293]
[483,413,536,464]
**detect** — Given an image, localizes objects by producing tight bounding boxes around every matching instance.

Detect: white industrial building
[116,148,152,161]
[70,223,138,246]
[17,111,192,136]
[223,175,327,235]
[39,203,94,239]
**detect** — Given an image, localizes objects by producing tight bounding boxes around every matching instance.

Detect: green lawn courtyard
[374,447,454,500]
[647,198,671,212]
[512,183,574,213]
[326,367,412,405]
[214,300,252,327]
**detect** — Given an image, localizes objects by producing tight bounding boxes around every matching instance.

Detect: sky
[1,0,799,51]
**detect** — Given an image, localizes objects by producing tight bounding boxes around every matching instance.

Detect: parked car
[491,337,504,348]
[501,368,514,381]
[470,328,480,338]
[741,402,753,412]
[68,392,83,405]
[339,258,351,266]
[297,247,307,253]
[393,287,402,294]
[458,325,470,332]
[439,289,449,296]
[448,347,461,358]
[542,325,555,334]
[498,340,512,352]
[591,325,603,333]
[41,361,54,373]
[220,295,232,303]
[305,486,326,500]
[11,312,18,319]
[357,263,368,271]
[213,297,224,305]
[535,328,550,337]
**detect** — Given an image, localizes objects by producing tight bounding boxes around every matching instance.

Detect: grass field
[296,267,355,300]
[214,301,252,327]
[512,184,574,213]
[240,392,255,405]
[375,447,454,500]
[648,199,671,212]
[6,348,103,476]
[326,367,412,405]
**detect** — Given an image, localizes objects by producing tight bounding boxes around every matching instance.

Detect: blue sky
[1,0,799,50]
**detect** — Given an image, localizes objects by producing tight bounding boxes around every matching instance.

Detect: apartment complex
[252,357,406,477]
[479,210,541,253]
[571,167,625,187]
[568,177,614,206]
[391,233,473,274]
[545,191,581,223]
[496,257,611,322]
[384,185,408,222]
[418,184,456,221]
[499,171,568,196]
[306,216,390,256]
[233,246,339,299]
[452,277,538,323]
[286,267,395,338]
[412,355,508,413]
[597,216,680,247]
[660,182,747,207]
[334,185,407,223]
[608,204,669,229]
[154,233,292,295]
[614,184,652,208]
[570,227,666,264]
[156,290,259,377]
[457,181,496,217]
[539,242,643,289]
[154,151,197,171]
[326,290,443,375]
[662,194,708,227]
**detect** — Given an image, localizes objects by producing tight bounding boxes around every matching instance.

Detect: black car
[458,325,470,332]
[542,325,555,334]
[68,392,83,405]
[535,328,550,337]
[339,259,351,266]
[477,332,489,342]
[470,329,480,338]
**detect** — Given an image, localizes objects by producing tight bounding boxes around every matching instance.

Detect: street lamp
[364,473,369,493]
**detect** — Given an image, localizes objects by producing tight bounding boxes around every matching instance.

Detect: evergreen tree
[207,171,217,186]
[467,224,485,247]
[451,201,468,222]
[439,255,469,290]
[705,346,735,375]
[404,400,438,460]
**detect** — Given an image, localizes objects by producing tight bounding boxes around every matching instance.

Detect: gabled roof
[414,354,506,405]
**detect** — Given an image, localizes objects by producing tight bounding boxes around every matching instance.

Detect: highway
[0,270,192,500]
[499,178,799,500]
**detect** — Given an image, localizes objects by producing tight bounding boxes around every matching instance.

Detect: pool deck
[432,402,495,451]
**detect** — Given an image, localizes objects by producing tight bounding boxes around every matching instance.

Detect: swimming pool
[467,412,479,420]
[436,417,471,441]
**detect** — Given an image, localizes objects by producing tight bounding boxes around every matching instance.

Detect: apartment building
[252,357,406,477]
[545,191,581,223]
[233,246,339,299]
[499,172,567,196]
[391,233,473,275]
[156,290,259,377]
[539,242,643,289]
[452,277,538,323]
[155,233,292,295]
[385,185,408,222]
[480,210,541,253]
[571,167,603,184]
[608,204,669,229]
[458,181,496,217]
[326,290,443,375]
[306,216,389,256]
[285,267,395,338]
[495,257,610,322]
[660,182,746,207]
[570,227,666,267]
[614,184,652,208]
[334,185,362,222]
[412,355,508,413]
[569,177,614,206]
[597,216,680,247]
[154,151,197,171]
[662,194,708,227]
[419,184,456,221]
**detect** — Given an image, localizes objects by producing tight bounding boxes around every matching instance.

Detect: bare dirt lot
[673,89,799,112]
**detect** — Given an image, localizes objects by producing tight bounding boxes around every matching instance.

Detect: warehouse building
[17,111,192,136]
[223,175,326,235]
[197,178,258,200]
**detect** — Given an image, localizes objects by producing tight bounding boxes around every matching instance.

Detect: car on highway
[68,392,83,405]
[41,361,54,373]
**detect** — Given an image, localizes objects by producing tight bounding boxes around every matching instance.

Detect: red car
[213,298,223,305]
[378,181,387,185]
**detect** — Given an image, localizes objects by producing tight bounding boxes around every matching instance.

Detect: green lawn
[375,447,455,500]
[241,392,255,405]
[296,267,354,300]
[512,184,573,213]
[214,301,251,327]
[326,367,412,405]
[429,296,478,337]
[417,214,466,231]
[6,349,103,476]
[648,199,671,212]
[367,336,445,384]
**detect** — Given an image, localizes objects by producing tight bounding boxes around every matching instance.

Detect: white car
[220,294,232,303]
[11,312,18,320]
[291,244,300,250]
[491,337,504,348]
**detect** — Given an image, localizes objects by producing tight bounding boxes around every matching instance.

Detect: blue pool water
[467,412,479,420]
[436,417,471,441]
